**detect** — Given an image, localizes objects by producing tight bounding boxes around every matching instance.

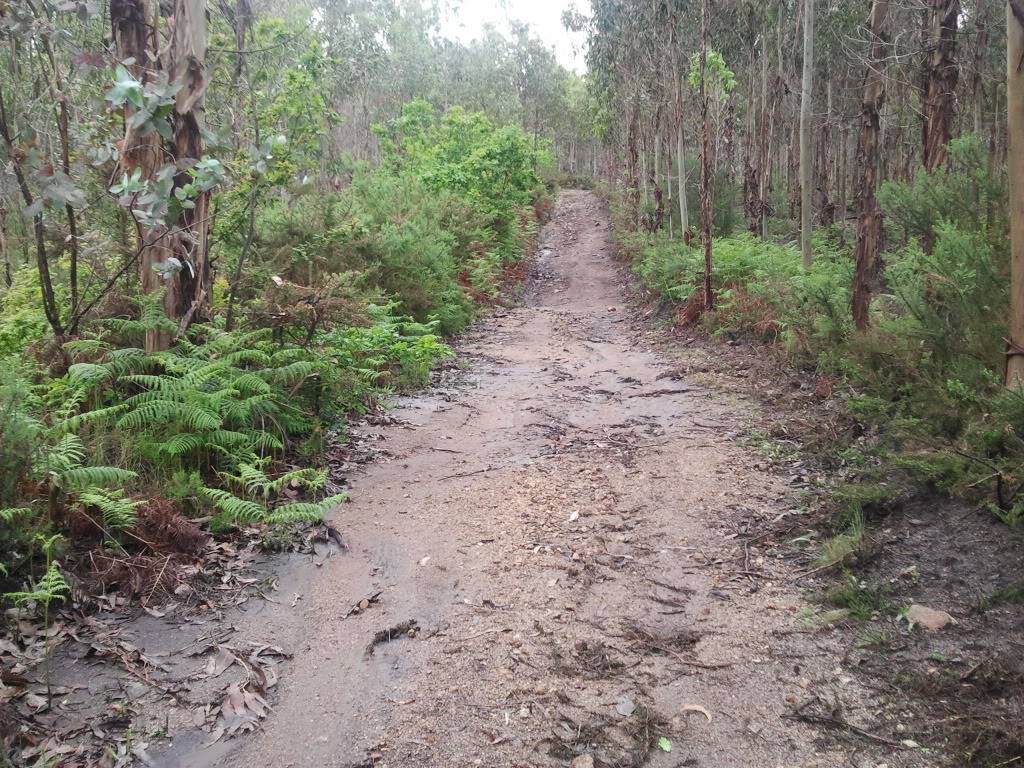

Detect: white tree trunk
[799,0,816,268]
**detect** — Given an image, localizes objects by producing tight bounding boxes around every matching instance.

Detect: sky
[438,0,590,74]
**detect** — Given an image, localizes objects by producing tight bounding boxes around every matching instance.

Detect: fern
[266,494,347,524]
[266,360,319,384]
[200,487,267,524]
[67,363,113,388]
[0,507,34,524]
[62,339,113,356]
[55,403,128,433]
[42,434,86,475]
[57,466,137,490]
[77,488,142,530]
[117,400,222,431]
[4,561,70,608]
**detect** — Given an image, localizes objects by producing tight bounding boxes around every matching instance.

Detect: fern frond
[117,400,223,431]
[266,360,318,384]
[66,363,113,389]
[42,434,86,475]
[120,374,174,390]
[78,488,142,530]
[103,347,151,375]
[62,339,113,356]
[264,504,323,524]
[246,430,284,452]
[57,465,137,490]
[0,507,34,524]
[55,403,129,433]
[200,487,266,523]
[161,433,202,456]
[231,373,272,396]
[4,561,70,608]
[269,467,327,494]
[221,349,272,367]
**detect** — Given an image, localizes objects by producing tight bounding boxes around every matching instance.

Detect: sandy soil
[154,191,921,768]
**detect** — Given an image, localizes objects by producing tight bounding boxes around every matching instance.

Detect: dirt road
[164,191,891,768]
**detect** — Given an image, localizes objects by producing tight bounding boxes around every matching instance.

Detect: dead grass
[894,654,1024,765]
[621,622,701,655]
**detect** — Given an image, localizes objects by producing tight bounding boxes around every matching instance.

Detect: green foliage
[687,49,737,94]
[824,574,890,621]
[615,139,1016,521]
[4,560,70,610]
[202,458,345,530]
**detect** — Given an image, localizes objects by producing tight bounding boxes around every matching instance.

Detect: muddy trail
[157,191,907,768]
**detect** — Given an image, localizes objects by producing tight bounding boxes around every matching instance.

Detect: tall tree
[699,0,714,310]
[800,0,816,267]
[1007,0,1024,385]
[112,0,211,351]
[167,0,212,337]
[921,0,961,171]
[851,0,890,330]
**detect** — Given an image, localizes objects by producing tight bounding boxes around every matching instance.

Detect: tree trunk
[0,203,9,288]
[699,0,714,310]
[677,119,689,235]
[626,108,640,226]
[112,0,173,351]
[113,0,211,350]
[167,0,212,338]
[816,78,835,226]
[838,124,848,224]
[972,11,988,137]
[800,0,816,267]
[1006,0,1024,385]
[922,0,961,171]
[851,0,890,331]
[0,83,64,338]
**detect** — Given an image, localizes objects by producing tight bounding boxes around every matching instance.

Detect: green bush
[612,137,1018,515]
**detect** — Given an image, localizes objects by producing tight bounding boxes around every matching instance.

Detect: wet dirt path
[165,191,884,768]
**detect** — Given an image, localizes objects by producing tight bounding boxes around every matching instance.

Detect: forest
[0,0,1021,766]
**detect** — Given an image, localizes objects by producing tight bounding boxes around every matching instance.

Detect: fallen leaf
[205,646,237,677]
[615,696,635,717]
[681,703,712,721]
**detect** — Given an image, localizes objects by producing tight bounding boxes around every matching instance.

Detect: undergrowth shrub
[611,133,1018,520]
[0,99,548,584]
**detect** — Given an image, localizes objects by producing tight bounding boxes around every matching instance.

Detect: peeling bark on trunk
[972,12,988,137]
[922,0,961,171]
[113,0,210,351]
[112,0,173,351]
[168,0,212,337]
[851,0,890,331]
[816,79,835,227]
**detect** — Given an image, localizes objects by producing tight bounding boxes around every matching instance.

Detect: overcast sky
[438,0,590,74]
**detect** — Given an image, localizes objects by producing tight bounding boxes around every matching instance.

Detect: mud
[151,191,924,768]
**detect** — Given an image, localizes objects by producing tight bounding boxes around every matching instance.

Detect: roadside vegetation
[613,133,1017,533]
[0,2,571,610]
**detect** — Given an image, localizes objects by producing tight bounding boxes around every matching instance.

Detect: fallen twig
[365,619,419,657]
[782,711,907,748]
